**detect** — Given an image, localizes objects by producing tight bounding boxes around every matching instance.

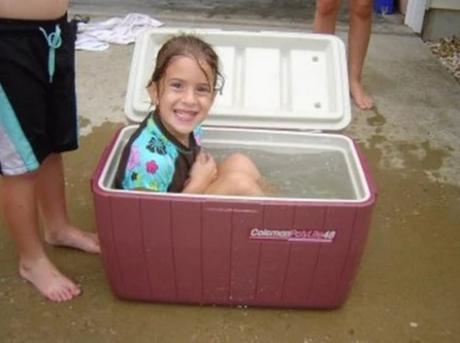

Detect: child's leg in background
[314,0,374,110]
[313,0,341,33]
[348,0,373,109]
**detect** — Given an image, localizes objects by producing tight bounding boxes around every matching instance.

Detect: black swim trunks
[0,15,78,176]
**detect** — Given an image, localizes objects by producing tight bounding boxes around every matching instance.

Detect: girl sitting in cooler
[116,34,269,196]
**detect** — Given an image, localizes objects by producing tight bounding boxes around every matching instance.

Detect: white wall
[405,0,428,33]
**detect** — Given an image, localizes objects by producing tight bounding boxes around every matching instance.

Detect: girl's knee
[225,153,252,166]
[221,153,261,178]
[223,172,263,196]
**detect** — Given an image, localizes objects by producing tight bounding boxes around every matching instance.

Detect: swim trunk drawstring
[39,24,62,83]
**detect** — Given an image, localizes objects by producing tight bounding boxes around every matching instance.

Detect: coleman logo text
[249,228,336,243]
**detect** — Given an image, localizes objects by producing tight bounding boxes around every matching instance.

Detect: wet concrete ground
[1,2,460,343]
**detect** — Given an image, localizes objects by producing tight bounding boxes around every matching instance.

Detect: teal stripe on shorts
[0,82,39,175]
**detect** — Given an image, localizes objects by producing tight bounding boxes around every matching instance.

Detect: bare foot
[350,80,374,110]
[19,256,81,302]
[44,226,101,254]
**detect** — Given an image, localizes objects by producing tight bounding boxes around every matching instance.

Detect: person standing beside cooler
[0,0,100,302]
[314,0,374,110]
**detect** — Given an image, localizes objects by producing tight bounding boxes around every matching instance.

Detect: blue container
[374,0,395,14]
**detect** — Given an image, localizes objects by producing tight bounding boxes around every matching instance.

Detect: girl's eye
[196,86,211,95]
[169,81,183,90]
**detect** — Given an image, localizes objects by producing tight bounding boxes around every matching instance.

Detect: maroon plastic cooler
[91,28,377,309]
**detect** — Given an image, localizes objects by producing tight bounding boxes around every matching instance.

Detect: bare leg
[313,0,341,33]
[348,0,374,110]
[0,172,81,302]
[205,171,265,196]
[36,153,100,254]
[205,153,269,196]
[314,0,374,110]
[217,153,262,180]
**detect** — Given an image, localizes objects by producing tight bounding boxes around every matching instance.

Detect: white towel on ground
[76,13,163,51]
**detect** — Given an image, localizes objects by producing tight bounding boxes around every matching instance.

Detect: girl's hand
[183,152,217,193]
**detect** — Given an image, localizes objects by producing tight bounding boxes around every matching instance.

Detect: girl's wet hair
[149,34,224,93]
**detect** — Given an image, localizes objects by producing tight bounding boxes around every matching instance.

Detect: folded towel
[76,13,163,51]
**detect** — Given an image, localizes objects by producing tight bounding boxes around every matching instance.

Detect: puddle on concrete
[366,107,387,129]
[79,117,91,132]
[354,106,458,185]
[397,140,453,171]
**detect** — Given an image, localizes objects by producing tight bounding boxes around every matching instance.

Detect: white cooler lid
[125,28,351,131]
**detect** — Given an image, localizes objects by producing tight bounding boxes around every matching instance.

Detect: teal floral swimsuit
[115,113,202,192]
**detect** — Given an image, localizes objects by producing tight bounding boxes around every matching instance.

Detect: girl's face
[148,55,216,146]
